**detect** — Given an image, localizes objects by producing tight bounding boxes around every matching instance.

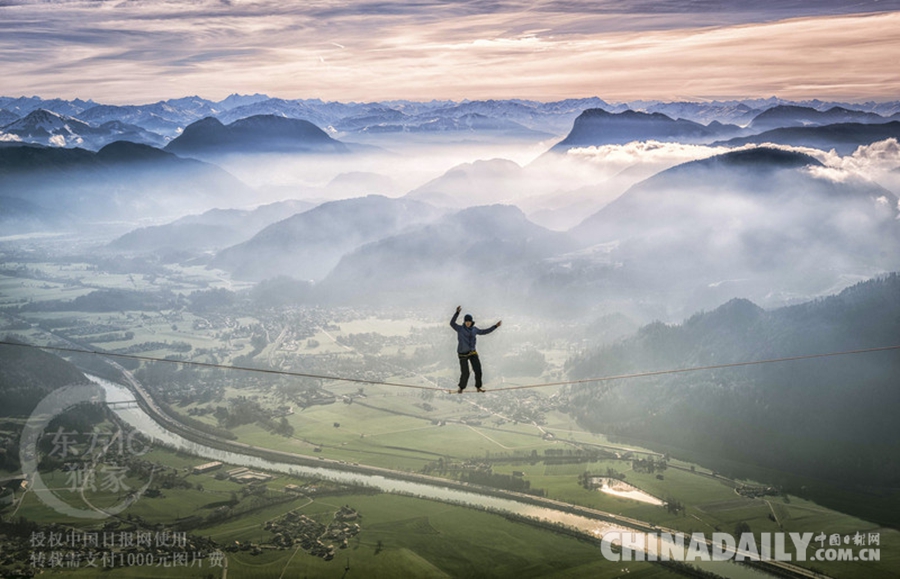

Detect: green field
[3,260,899,579]
[134,378,900,579]
[152,376,900,579]
[8,447,686,579]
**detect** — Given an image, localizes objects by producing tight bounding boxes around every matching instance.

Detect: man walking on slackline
[450,305,501,393]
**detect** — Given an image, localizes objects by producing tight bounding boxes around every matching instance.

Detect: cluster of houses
[736,484,781,498]
[481,391,553,426]
[262,506,360,560]
[298,390,337,408]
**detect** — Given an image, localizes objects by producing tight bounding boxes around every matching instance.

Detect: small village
[261,505,361,561]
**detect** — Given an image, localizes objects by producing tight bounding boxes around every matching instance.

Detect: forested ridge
[0,337,91,416]
[566,274,900,489]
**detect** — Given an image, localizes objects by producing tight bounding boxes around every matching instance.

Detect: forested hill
[565,274,900,493]
[0,338,91,416]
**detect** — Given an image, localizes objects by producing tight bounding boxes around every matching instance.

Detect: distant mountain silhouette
[76,102,201,137]
[0,142,252,231]
[572,147,830,242]
[1,108,96,147]
[351,111,549,138]
[406,159,529,207]
[164,114,349,157]
[405,154,657,229]
[641,101,761,126]
[747,104,895,131]
[0,194,60,232]
[324,172,399,197]
[319,204,577,306]
[211,195,443,281]
[543,147,900,314]
[715,121,900,155]
[0,108,166,149]
[550,108,740,151]
[109,199,315,253]
[6,95,900,151]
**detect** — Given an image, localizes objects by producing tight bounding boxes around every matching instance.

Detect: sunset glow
[1,1,898,103]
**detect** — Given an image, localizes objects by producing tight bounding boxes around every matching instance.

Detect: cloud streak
[566,139,900,189]
[0,1,898,103]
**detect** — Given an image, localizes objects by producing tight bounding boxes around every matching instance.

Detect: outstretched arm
[479,319,502,335]
[450,305,462,329]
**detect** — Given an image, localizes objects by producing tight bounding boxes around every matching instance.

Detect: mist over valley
[4,93,899,355]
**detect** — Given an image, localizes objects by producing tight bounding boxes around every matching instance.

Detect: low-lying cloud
[828,138,900,174]
[566,141,731,174]
[567,138,900,185]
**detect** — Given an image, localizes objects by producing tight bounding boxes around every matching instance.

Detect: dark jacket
[450,310,498,354]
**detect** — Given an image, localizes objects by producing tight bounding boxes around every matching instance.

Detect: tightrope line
[0,340,441,392]
[2,340,899,394]
[489,345,900,391]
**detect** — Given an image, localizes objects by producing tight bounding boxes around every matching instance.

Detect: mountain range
[318,204,577,306]
[554,147,900,313]
[0,95,609,147]
[107,199,315,254]
[210,195,445,281]
[0,109,168,150]
[747,104,900,131]
[220,146,900,318]
[37,140,889,321]
[0,140,251,231]
[548,105,900,154]
[4,95,900,152]
[714,121,900,155]
[4,91,900,322]
[5,112,897,320]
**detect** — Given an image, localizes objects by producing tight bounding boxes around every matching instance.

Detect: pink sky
[0,1,898,104]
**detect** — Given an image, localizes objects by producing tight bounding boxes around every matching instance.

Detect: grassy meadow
[2,259,898,579]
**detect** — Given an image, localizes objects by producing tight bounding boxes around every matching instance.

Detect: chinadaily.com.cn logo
[600,530,881,562]
[19,382,154,519]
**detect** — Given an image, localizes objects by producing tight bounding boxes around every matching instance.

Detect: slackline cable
[2,339,899,394]
[488,344,900,392]
[0,340,439,392]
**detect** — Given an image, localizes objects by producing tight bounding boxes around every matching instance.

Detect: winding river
[96,376,782,579]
